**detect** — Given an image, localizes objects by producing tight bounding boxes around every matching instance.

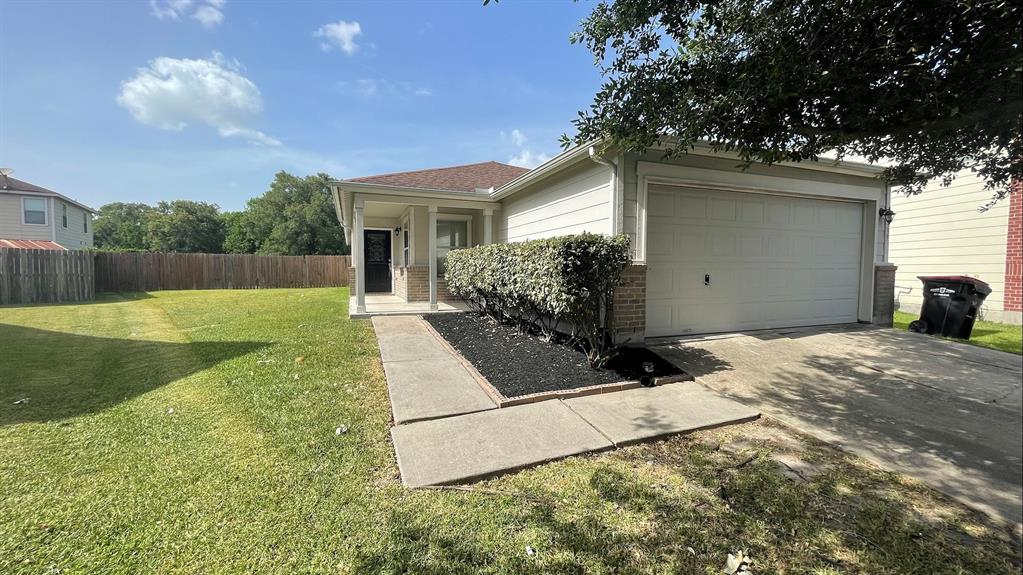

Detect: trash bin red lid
[917,275,991,289]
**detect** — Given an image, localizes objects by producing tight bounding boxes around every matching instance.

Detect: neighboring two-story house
[0,173,95,250]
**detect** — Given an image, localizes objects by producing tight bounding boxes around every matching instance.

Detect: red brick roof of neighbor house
[344,161,528,192]
[0,239,66,250]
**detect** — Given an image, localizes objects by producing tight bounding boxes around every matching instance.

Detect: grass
[1,289,1019,574]
[894,310,1023,355]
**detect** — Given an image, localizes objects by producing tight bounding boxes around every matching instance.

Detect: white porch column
[427,204,438,311]
[354,201,366,313]
[483,208,494,245]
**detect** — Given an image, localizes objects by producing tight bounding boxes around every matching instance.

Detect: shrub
[445,233,631,368]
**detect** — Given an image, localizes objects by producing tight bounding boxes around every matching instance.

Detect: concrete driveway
[652,324,1023,526]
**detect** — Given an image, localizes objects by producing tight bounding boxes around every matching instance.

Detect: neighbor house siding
[888,171,1012,322]
[53,201,94,249]
[496,161,611,243]
[0,193,53,241]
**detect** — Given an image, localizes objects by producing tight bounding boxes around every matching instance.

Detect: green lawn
[894,310,1023,355]
[1,289,1018,574]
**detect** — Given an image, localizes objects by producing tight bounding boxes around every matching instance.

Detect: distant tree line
[93,172,349,256]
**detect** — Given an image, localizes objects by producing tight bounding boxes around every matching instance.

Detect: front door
[363,230,392,293]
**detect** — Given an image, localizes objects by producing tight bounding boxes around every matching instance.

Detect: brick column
[1003,180,1022,324]
[873,263,898,327]
[612,263,647,345]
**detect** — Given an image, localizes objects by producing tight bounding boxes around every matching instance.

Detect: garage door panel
[646,186,863,336]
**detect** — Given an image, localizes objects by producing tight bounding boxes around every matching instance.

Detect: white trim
[21,196,48,227]
[1,189,95,213]
[490,141,598,199]
[427,205,438,310]
[335,181,495,201]
[400,211,411,267]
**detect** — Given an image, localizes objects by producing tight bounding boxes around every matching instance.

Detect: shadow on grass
[0,291,155,309]
[0,323,266,425]
[352,441,1019,574]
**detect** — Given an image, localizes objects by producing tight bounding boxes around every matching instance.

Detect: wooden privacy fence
[94,252,351,292]
[0,248,95,305]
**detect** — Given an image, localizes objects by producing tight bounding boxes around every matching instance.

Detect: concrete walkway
[373,315,759,487]
[373,316,496,424]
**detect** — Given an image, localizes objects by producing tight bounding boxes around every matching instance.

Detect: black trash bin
[908,275,992,339]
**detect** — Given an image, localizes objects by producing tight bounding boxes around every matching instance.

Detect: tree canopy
[92,202,154,251]
[146,201,227,253]
[565,0,1022,201]
[224,172,348,256]
[92,172,347,255]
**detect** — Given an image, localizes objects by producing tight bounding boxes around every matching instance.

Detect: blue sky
[0,1,603,211]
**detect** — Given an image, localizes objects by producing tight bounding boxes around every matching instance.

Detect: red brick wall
[612,264,647,343]
[1005,179,1022,313]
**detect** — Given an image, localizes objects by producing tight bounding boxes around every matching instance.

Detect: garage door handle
[704,274,710,286]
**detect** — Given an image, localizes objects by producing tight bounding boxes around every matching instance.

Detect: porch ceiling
[364,202,409,219]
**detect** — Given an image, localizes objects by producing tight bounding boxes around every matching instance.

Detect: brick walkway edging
[418,316,692,408]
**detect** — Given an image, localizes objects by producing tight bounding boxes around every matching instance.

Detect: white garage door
[645,185,863,337]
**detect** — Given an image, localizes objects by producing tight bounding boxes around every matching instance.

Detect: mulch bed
[424,312,684,399]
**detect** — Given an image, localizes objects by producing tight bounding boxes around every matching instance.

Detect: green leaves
[568,0,1022,203]
[445,234,631,367]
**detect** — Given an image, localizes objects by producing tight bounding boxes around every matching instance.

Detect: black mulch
[424,312,685,398]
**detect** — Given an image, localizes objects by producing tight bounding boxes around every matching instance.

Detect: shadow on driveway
[654,326,1023,526]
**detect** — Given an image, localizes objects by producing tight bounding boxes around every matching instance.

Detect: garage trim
[635,161,882,326]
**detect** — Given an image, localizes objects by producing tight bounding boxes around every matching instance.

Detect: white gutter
[490,140,600,200]
[588,146,619,235]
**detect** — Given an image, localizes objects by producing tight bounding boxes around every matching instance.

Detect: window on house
[23,198,46,225]
[402,225,410,266]
[436,219,469,272]
[62,203,68,228]
[83,213,89,233]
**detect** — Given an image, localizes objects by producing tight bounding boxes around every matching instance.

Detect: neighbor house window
[23,198,46,225]
[436,219,469,272]
[83,213,89,233]
[62,203,68,228]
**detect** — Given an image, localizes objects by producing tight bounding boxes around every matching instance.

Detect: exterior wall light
[879,207,896,224]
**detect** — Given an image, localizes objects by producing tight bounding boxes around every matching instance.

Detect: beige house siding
[496,161,611,243]
[0,193,54,241]
[889,171,1010,321]
[54,200,94,249]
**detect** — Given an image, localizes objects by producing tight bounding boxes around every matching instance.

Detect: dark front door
[364,230,392,293]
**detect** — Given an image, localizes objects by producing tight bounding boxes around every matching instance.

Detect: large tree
[93,202,154,251]
[146,200,226,253]
[565,0,1021,201]
[225,172,348,256]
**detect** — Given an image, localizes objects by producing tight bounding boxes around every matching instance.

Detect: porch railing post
[428,204,438,311]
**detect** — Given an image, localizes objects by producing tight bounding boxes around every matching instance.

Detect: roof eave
[489,140,603,200]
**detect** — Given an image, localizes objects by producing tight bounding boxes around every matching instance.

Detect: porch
[349,293,468,319]
[336,182,498,318]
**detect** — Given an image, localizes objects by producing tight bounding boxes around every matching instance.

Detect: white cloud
[508,149,551,169]
[150,0,193,20]
[117,52,280,146]
[315,20,362,55]
[192,4,224,28]
[335,78,432,98]
[150,0,224,28]
[502,129,551,168]
[501,129,527,146]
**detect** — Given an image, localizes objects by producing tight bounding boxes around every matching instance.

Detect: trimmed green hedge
[444,233,631,367]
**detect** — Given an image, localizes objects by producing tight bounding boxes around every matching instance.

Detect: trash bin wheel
[908,319,928,333]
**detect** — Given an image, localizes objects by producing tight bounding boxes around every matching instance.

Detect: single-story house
[331,142,896,343]
[889,174,1021,325]
[0,173,95,250]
